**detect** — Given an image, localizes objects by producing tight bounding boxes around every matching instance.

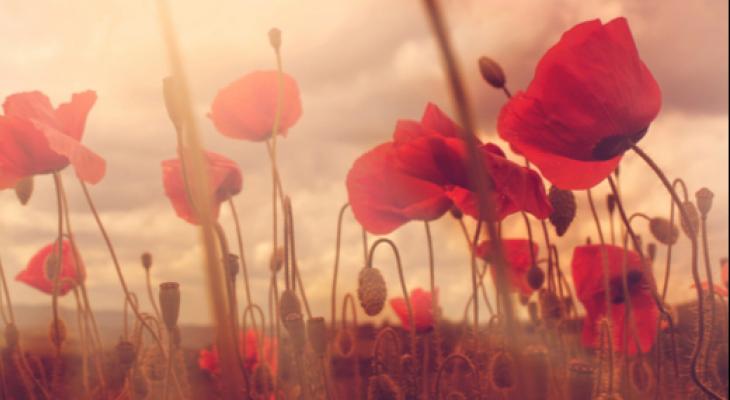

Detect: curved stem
[51,173,64,358]
[433,353,478,399]
[330,203,348,334]
[284,198,312,318]
[228,199,253,309]
[367,238,416,352]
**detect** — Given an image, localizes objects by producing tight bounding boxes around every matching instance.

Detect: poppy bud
[585,236,592,245]
[14,176,33,206]
[141,252,153,270]
[679,201,700,238]
[649,218,678,245]
[162,76,184,133]
[283,313,306,350]
[159,282,180,331]
[548,186,576,236]
[488,350,515,392]
[695,187,714,216]
[366,374,401,400]
[253,363,274,396]
[478,56,506,89]
[116,340,137,371]
[270,247,285,273]
[307,317,327,356]
[449,206,463,219]
[526,266,545,291]
[606,194,616,215]
[279,289,301,323]
[357,267,387,316]
[5,323,19,349]
[568,359,594,400]
[268,28,282,50]
[647,243,657,263]
[224,253,239,277]
[48,318,67,348]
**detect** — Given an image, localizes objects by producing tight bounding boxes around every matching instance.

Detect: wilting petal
[390,288,435,333]
[33,122,106,184]
[162,151,243,225]
[15,240,81,296]
[210,71,302,142]
[498,18,660,190]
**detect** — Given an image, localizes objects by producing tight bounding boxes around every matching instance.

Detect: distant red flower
[15,240,83,295]
[0,91,105,188]
[161,151,242,225]
[346,103,551,234]
[198,329,277,377]
[498,18,661,190]
[476,239,538,296]
[691,282,729,297]
[722,259,728,289]
[571,244,658,355]
[210,71,302,142]
[389,288,436,334]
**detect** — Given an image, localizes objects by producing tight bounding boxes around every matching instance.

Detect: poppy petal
[55,91,97,141]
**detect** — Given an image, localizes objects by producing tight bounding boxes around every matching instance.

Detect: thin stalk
[145,268,162,322]
[228,199,253,308]
[330,203,349,335]
[51,173,64,358]
[456,218,481,346]
[284,198,312,318]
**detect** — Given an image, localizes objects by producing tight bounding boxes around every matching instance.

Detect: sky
[0,0,727,327]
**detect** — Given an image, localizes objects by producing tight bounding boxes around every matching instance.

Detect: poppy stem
[284,197,312,318]
[367,238,416,353]
[331,203,348,336]
[145,267,162,323]
[631,145,722,400]
[608,176,684,388]
[241,303,267,364]
[421,0,514,342]
[585,188,615,393]
[660,179,688,301]
[423,221,443,368]
[455,218,481,347]
[227,199,253,313]
[340,293,361,397]
[0,258,15,326]
[51,173,64,358]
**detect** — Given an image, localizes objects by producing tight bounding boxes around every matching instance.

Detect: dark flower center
[609,270,644,304]
[592,129,648,161]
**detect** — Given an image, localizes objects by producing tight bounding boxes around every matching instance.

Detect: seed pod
[224,253,239,276]
[478,56,506,89]
[695,187,714,216]
[14,176,33,205]
[116,340,137,371]
[367,374,402,400]
[526,266,545,291]
[548,186,576,236]
[268,28,282,50]
[679,201,700,238]
[334,330,355,357]
[488,350,515,392]
[279,289,301,323]
[48,319,67,348]
[523,346,549,400]
[283,313,306,351]
[628,358,655,394]
[141,252,153,270]
[307,317,327,356]
[4,323,19,348]
[357,267,387,316]
[270,247,285,272]
[253,363,274,396]
[568,359,594,400]
[649,218,678,245]
[159,282,181,330]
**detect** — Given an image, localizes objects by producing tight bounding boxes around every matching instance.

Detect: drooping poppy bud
[548,186,576,236]
[478,56,506,89]
[357,267,387,316]
[526,266,545,291]
[269,247,285,272]
[606,194,616,215]
[649,218,678,245]
[159,282,180,330]
[141,252,153,270]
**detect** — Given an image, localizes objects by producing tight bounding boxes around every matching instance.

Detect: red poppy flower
[498,18,661,190]
[571,244,658,355]
[346,103,551,234]
[210,71,302,142]
[476,239,538,296]
[0,91,104,188]
[389,288,436,334]
[15,240,83,296]
[198,329,277,376]
[161,151,242,225]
